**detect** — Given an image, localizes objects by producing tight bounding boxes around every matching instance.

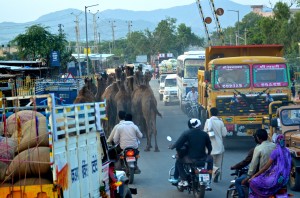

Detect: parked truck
[0,94,111,198]
[198,45,291,135]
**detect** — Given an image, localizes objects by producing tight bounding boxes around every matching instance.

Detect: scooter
[167,136,211,198]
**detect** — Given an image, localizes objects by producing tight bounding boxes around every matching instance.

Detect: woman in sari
[248,134,291,197]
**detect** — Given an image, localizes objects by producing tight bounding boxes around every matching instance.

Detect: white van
[158,74,168,100]
[163,74,179,106]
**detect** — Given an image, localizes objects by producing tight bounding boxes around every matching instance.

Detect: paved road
[129,79,300,198]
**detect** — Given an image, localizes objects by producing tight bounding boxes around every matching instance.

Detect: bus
[176,50,205,110]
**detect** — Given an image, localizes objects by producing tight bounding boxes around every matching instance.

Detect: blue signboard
[50,51,61,67]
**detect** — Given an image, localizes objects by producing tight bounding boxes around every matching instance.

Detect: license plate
[199,174,210,182]
[126,157,136,162]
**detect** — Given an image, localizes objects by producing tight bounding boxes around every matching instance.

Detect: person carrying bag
[204,107,227,183]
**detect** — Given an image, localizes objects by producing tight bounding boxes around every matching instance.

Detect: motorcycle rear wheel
[128,167,135,184]
[193,184,205,198]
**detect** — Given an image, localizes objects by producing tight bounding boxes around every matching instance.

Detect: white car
[163,74,179,106]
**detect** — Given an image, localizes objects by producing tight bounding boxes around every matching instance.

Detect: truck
[158,59,177,101]
[266,101,300,191]
[197,45,291,135]
[0,94,111,198]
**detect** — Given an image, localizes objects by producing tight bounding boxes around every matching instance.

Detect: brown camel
[131,70,161,152]
[102,73,119,135]
[95,76,108,102]
[74,85,96,103]
[85,77,97,94]
[114,67,131,121]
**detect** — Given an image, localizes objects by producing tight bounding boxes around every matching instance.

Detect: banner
[50,51,61,67]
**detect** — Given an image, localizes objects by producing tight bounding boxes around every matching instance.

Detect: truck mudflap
[0,94,108,198]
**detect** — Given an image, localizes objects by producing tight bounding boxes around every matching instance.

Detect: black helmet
[188,118,201,129]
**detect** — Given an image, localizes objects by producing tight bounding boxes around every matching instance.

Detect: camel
[85,77,97,95]
[131,70,162,152]
[73,85,96,103]
[101,73,119,135]
[95,76,108,102]
[114,67,131,122]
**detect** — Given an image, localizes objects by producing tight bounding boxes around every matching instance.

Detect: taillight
[126,150,135,157]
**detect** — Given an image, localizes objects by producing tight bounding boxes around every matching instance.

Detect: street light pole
[228,10,239,45]
[85,4,98,76]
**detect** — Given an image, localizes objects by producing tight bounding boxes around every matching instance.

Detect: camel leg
[144,123,151,152]
[153,128,160,152]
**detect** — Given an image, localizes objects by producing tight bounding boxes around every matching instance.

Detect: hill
[0,0,251,44]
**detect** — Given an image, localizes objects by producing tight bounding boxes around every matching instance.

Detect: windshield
[165,79,177,87]
[214,65,250,89]
[281,109,300,126]
[160,75,167,82]
[253,64,288,88]
[184,59,205,78]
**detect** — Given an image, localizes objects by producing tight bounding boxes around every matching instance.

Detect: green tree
[175,23,204,55]
[11,24,70,73]
[152,17,177,53]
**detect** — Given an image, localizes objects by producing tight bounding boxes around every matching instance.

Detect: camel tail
[151,99,162,117]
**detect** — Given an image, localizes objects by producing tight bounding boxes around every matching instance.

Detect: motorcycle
[115,146,140,184]
[227,167,292,198]
[167,136,211,198]
[226,167,249,198]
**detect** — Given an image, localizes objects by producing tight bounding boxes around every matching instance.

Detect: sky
[0,0,289,23]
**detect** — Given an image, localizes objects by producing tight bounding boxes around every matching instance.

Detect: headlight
[164,90,169,95]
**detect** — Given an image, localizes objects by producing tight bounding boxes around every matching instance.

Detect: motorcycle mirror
[167,136,172,142]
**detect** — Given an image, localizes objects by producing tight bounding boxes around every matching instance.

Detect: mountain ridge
[0,0,252,44]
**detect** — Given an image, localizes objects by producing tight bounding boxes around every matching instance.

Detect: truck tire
[289,158,300,191]
[159,94,163,101]
[199,108,207,130]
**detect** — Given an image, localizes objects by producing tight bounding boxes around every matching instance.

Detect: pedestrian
[291,78,296,99]
[203,107,227,182]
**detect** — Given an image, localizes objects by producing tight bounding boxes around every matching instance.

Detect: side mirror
[271,118,278,128]
[204,71,211,82]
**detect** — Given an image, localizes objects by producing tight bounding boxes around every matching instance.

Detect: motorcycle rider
[230,131,261,198]
[107,110,126,144]
[242,129,275,185]
[169,118,213,188]
[113,113,143,173]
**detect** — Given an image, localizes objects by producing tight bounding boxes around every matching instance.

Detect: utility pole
[58,24,64,35]
[244,28,248,45]
[85,4,99,75]
[109,21,116,50]
[126,21,132,38]
[71,12,82,77]
[91,11,99,53]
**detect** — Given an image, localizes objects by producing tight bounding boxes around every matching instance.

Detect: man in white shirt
[107,111,126,144]
[203,107,227,183]
[186,86,198,103]
[113,114,143,150]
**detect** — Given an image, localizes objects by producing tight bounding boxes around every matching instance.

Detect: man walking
[203,107,227,182]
